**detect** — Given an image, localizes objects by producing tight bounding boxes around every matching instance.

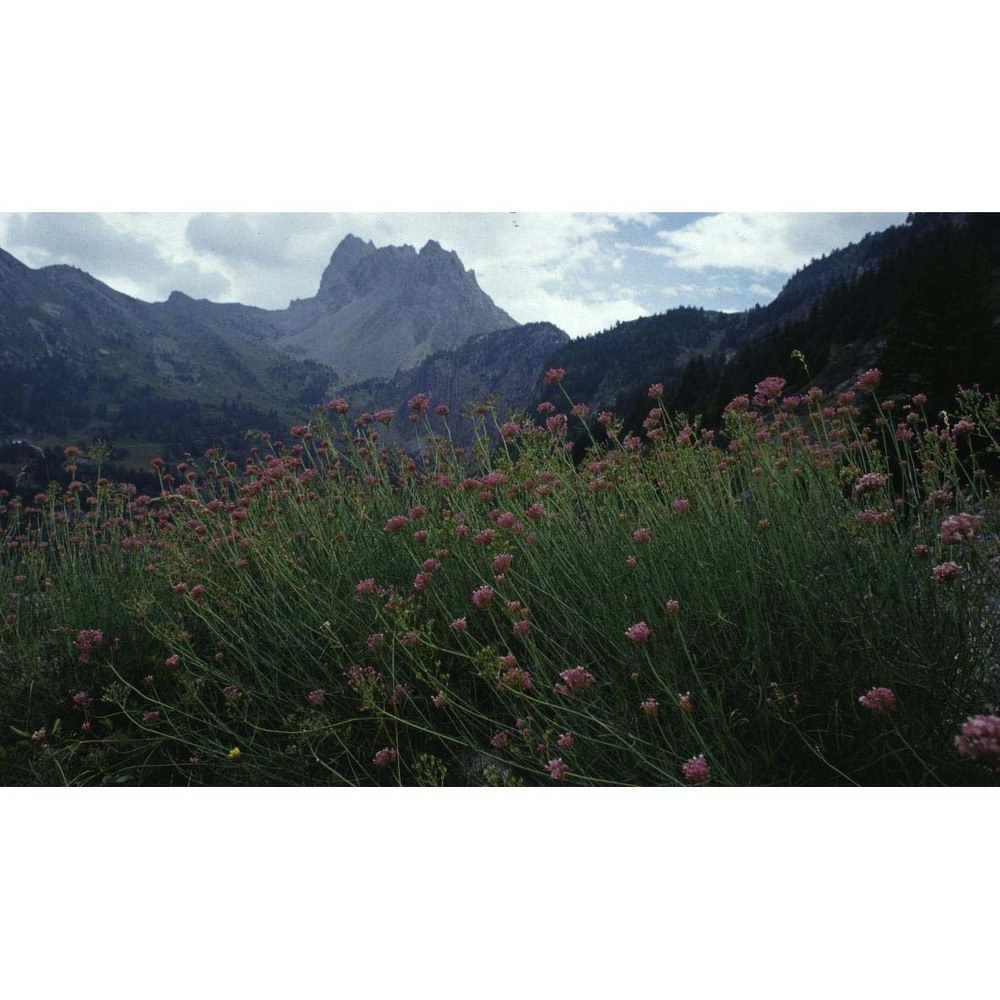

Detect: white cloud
[636,212,907,274]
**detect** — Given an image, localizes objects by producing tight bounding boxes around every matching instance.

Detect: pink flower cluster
[752,376,786,406]
[73,629,104,664]
[543,368,566,385]
[554,666,597,696]
[932,561,962,583]
[492,553,513,573]
[497,664,533,692]
[855,368,882,392]
[854,472,889,493]
[954,714,1000,768]
[373,747,397,768]
[640,697,659,717]
[625,621,651,644]
[858,686,896,715]
[471,585,494,608]
[681,754,711,783]
[547,758,568,781]
[939,512,984,545]
[307,689,326,705]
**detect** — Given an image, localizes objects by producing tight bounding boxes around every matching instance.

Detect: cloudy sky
[0,212,907,337]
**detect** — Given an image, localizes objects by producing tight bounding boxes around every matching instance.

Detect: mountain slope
[522,214,1000,437]
[0,248,336,488]
[340,322,571,447]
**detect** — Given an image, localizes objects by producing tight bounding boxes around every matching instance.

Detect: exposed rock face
[270,236,519,381]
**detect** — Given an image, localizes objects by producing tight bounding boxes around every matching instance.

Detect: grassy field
[2,369,999,785]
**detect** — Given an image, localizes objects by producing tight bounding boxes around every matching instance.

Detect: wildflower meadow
[2,369,999,785]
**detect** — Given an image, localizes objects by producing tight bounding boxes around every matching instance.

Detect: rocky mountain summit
[267,235,519,380]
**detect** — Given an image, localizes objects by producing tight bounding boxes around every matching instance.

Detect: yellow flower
[228,747,241,760]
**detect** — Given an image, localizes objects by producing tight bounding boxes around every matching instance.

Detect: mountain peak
[316,234,377,299]
[275,235,519,380]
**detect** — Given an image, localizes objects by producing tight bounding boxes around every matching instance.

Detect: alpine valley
[2,213,999,495]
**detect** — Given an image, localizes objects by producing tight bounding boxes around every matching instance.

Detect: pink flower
[855,368,882,392]
[648,383,664,398]
[221,684,239,699]
[492,553,513,573]
[554,666,597,696]
[472,585,494,608]
[571,403,589,419]
[543,368,566,385]
[665,599,680,615]
[640,697,659,717]
[142,710,159,723]
[939,512,984,545]
[858,686,897,715]
[165,654,181,669]
[374,408,395,425]
[954,714,1000,768]
[681,754,711,783]
[367,632,385,650]
[625,555,637,568]
[633,527,652,544]
[490,730,509,750]
[547,758,568,781]
[373,747,397,768]
[355,577,378,596]
[556,732,574,749]
[72,691,93,711]
[625,621,651,644]
[932,561,962,583]
[384,514,409,534]
[73,629,104,664]
[497,666,533,692]
[307,689,326,705]
[327,397,349,414]
[678,692,692,712]
[450,616,468,632]
[431,692,447,710]
[672,498,691,513]
[854,472,889,493]
[512,619,531,637]
[753,376,786,405]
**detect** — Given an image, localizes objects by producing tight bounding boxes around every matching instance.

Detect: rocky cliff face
[270,236,519,381]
